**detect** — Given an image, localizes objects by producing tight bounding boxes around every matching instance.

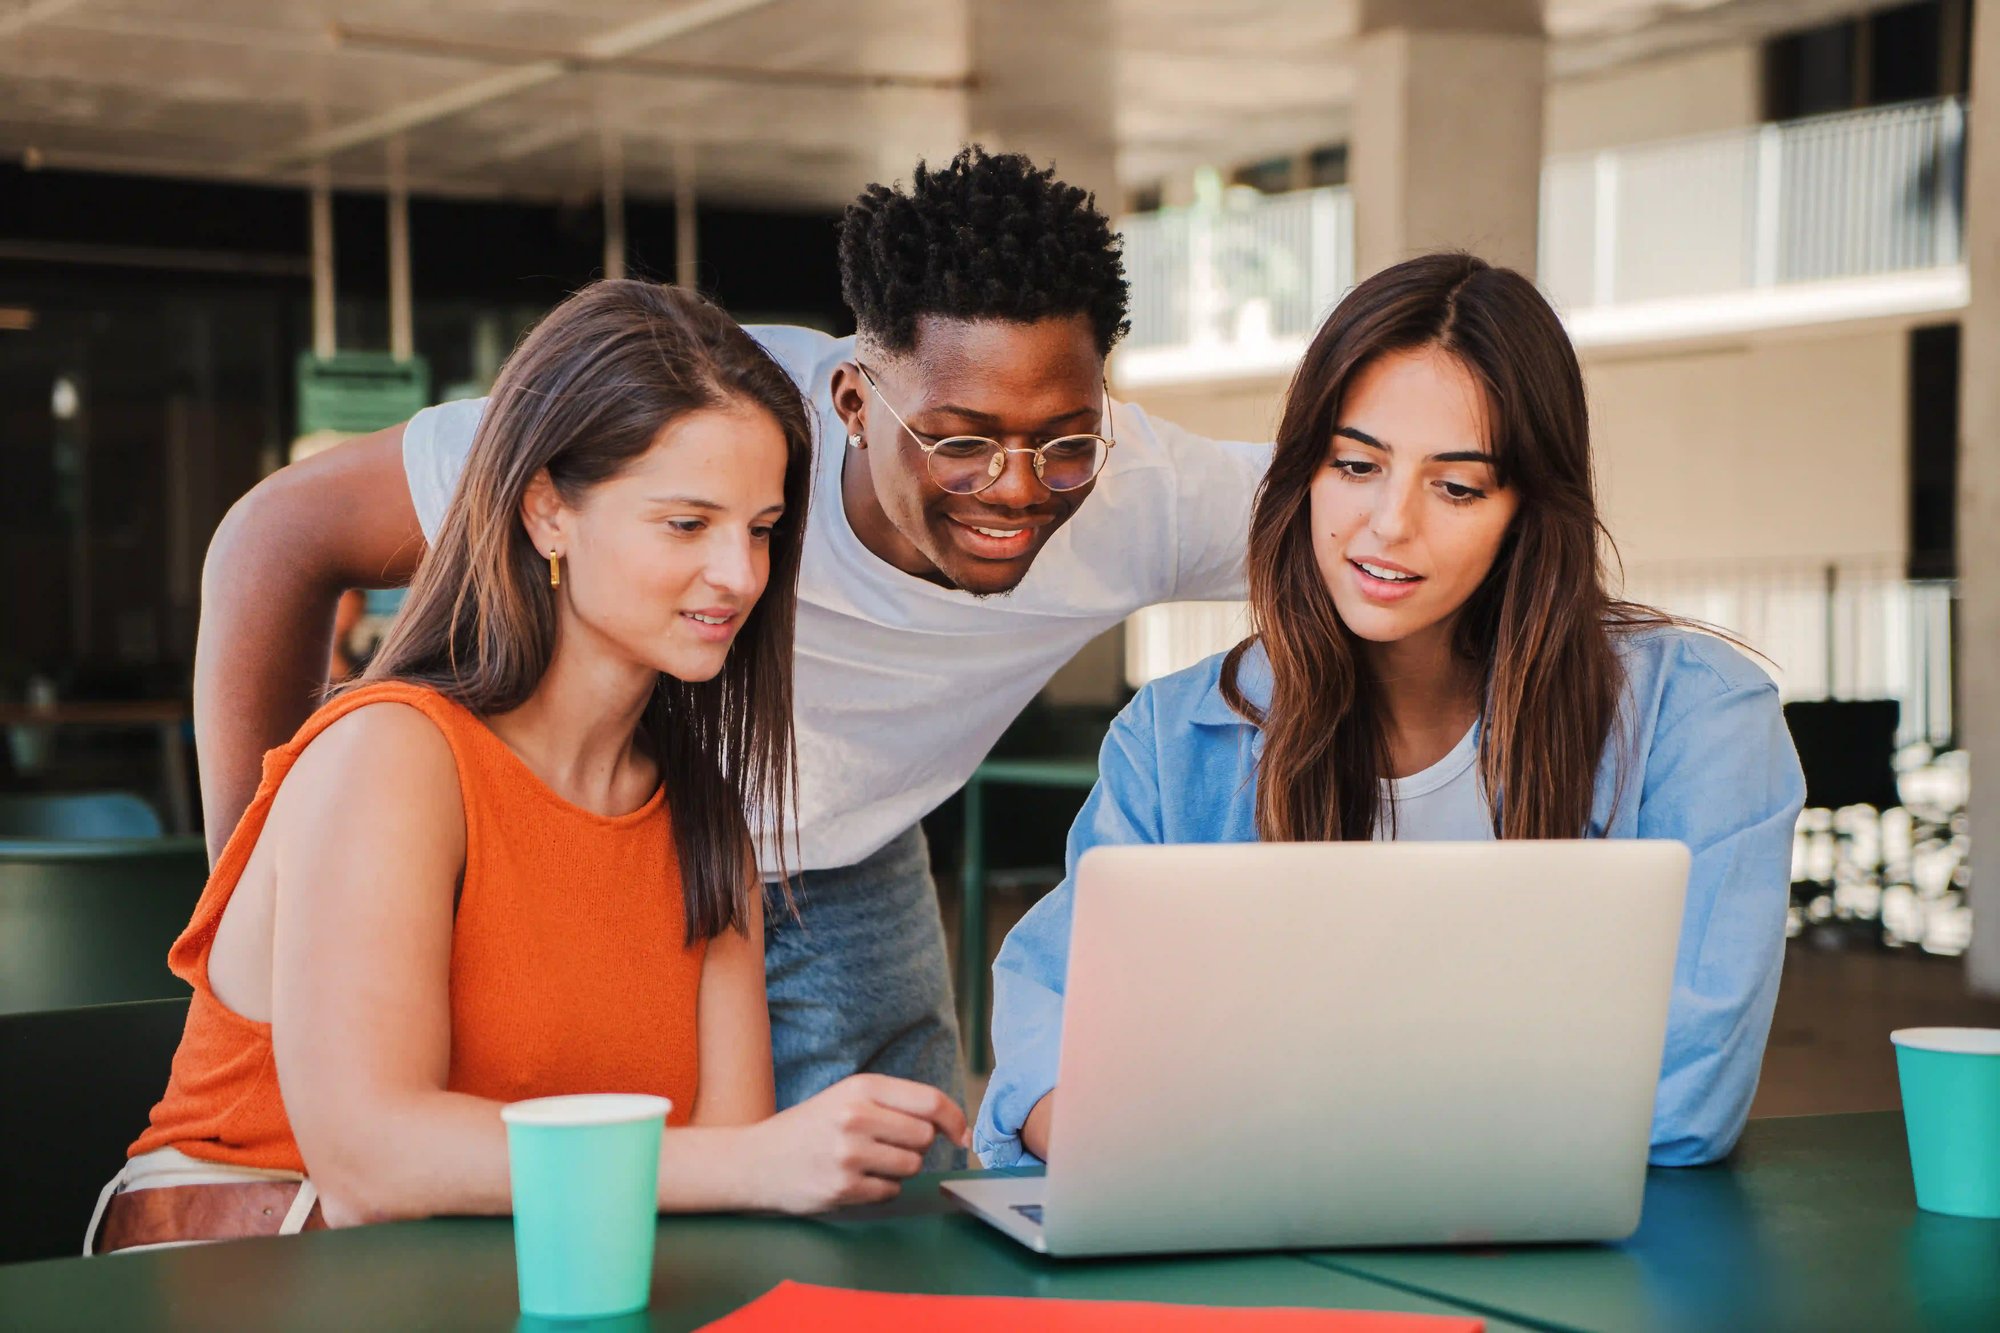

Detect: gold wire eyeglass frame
[855,362,1116,496]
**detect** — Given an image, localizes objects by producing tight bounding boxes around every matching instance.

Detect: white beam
[0,0,88,42]
[447,120,588,174]
[255,0,787,171]
[257,63,569,173]
[330,22,971,93]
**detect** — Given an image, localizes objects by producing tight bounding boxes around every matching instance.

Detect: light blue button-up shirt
[977,625,1806,1170]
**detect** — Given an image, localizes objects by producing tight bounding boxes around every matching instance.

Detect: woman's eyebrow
[1335,426,1494,465]
[645,496,788,517]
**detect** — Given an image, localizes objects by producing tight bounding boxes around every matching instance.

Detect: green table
[1303,1112,2000,1332]
[958,757,1100,1072]
[7,1115,1983,1330]
[0,1172,1527,1331]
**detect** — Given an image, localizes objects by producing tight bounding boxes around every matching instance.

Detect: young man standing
[195,148,1266,1167]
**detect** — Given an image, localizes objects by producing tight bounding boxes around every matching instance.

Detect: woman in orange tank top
[94,282,967,1253]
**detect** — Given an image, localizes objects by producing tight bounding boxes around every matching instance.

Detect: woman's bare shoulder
[267,700,467,869]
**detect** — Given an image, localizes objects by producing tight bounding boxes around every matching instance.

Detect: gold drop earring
[548,549,561,588]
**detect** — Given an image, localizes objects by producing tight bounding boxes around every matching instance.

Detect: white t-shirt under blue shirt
[1379,724,1491,841]
[401,324,1271,876]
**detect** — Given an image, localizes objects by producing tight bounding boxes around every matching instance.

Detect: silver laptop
[944,839,1690,1257]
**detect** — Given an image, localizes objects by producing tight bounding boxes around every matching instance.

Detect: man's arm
[193,424,426,862]
[1111,399,1270,605]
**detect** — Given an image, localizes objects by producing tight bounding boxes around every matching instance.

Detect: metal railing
[1119,97,1966,362]
[1121,186,1352,354]
[1541,97,1964,310]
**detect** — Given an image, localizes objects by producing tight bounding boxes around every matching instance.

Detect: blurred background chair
[1783,700,1903,814]
[0,792,163,841]
[0,998,190,1263]
[1783,699,1904,946]
[0,840,205,1015]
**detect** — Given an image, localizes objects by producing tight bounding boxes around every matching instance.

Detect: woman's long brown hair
[353,280,813,941]
[1221,252,1665,842]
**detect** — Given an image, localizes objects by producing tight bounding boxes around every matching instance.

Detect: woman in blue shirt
[978,252,1806,1170]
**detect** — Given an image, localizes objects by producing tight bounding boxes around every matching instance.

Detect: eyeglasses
[856,362,1115,496]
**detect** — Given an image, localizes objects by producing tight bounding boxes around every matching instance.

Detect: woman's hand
[738,1074,970,1212]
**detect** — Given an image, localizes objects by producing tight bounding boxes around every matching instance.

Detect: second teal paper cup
[502,1093,669,1319]
[1892,1028,2000,1219]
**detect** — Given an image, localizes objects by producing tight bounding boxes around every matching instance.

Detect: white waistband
[121,1145,305,1190]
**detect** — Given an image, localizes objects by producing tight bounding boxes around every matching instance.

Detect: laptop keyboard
[1011,1204,1044,1225]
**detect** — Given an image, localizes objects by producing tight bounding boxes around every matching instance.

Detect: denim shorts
[764,823,967,1170]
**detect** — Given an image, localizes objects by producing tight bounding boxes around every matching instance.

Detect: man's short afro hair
[838,145,1130,357]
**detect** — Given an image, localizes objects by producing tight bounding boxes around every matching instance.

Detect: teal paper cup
[502,1093,669,1319]
[1891,1028,2000,1219]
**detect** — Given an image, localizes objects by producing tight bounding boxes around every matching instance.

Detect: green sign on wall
[296,352,431,435]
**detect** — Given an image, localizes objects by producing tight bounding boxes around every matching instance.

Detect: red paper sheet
[698,1281,1484,1331]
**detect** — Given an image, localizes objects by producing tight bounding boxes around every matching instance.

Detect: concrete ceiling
[0,0,1891,210]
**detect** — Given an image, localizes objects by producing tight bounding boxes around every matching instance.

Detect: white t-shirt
[401,324,1270,875]
[1377,724,1493,841]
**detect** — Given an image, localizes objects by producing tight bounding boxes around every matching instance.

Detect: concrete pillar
[1960,0,2000,995]
[967,0,1117,210]
[1350,0,1545,279]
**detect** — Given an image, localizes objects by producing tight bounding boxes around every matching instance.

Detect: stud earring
[847,432,864,449]
[548,549,561,589]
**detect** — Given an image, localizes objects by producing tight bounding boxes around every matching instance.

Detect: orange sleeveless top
[131,682,705,1171]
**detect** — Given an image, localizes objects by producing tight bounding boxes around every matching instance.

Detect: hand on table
[743,1074,970,1212]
